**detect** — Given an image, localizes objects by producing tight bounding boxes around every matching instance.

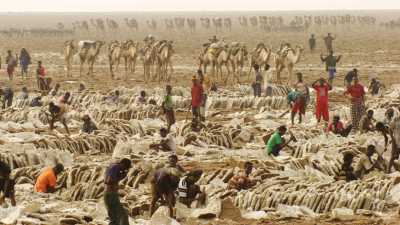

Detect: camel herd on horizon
[2,13,400,38]
[62,36,304,85]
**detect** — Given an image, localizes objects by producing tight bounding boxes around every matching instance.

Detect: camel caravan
[199,37,304,85]
[63,36,173,82]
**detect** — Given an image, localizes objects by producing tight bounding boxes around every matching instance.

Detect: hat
[192,75,197,80]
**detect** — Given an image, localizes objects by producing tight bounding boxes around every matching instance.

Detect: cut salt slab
[0,207,22,224]
[191,200,222,219]
[331,207,355,221]
[150,206,181,225]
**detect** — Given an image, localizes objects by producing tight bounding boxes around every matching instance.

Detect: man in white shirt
[150,128,176,152]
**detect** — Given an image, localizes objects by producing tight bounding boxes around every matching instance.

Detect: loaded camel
[229,43,248,83]
[248,43,271,81]
[121,40,139,78]
[156,41,174,82]
[273,45,304,85]
[78,40,105,76]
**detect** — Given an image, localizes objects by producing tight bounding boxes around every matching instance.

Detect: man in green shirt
[320,50,342,86]
[265,126,295,156]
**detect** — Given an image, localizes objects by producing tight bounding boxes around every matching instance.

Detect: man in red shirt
[344,76,365,130]
[36,61,49,91]
[191,76,203,122]
[312,78,331,123]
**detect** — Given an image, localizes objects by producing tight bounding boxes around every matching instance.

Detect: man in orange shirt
[34,164,64,193]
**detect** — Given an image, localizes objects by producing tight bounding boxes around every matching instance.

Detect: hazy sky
[1,0,400,11]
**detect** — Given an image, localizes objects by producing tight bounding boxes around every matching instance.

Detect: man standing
[376,122,398,172]
[162,85,175,131]
[104,158,131,225]
[309,34,316,52]
[34,163,64,193]
[312,78,331,123]
[323,33,335,52]
[37,61,49,91]
[321,50,342,86]
[344,77,365,130]
[198,70,210,121]
[389,117,400,172]
[287,90,305,125]
[191,76,203,122]
[252,64,263,97]
[19,48,31,78]
[5,50,17,81]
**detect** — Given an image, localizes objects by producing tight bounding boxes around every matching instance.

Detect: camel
[200,18,210,29]
[147,20,157,30]
[224,18,232,32]
[174,18,185,29]
[216,48,231,84]
[108,41,122,79]
[213,18,223,33]
[106,19,119,31]
[229,44,248,83]
[78,40,105,76]
[273,45,304,85]
[64,40,76,77]
[248,43,271,81]
[121,40,139,78]
[95,19,106,32]
[199,49,217,79]
[187,18,196,33]
[141,45,157,83]
[156,41,174,82]
[125,18,138,31]
[165,19,174,30]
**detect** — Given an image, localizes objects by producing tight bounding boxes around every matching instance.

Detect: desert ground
[0,10,400,225]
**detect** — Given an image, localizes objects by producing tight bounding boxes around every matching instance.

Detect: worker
[34,163,64,193]
[150,168,180,218]
[191,76,203,122]
[150,128,176,152]
[104,158,131,225]
[287,90,305,125]
[359,109,375,133]
[228,162,256,190]
[162,85,175,132]
[327,115,353,137]
[0,161,16,206]
[337,152,357,182]
[178,170,205,208]
[81,115,97,134]
[265,125,295,156]
[312,78,331,123]
[48,102,70,135]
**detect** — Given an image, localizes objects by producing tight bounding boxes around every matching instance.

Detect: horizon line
[0,8,399,13]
